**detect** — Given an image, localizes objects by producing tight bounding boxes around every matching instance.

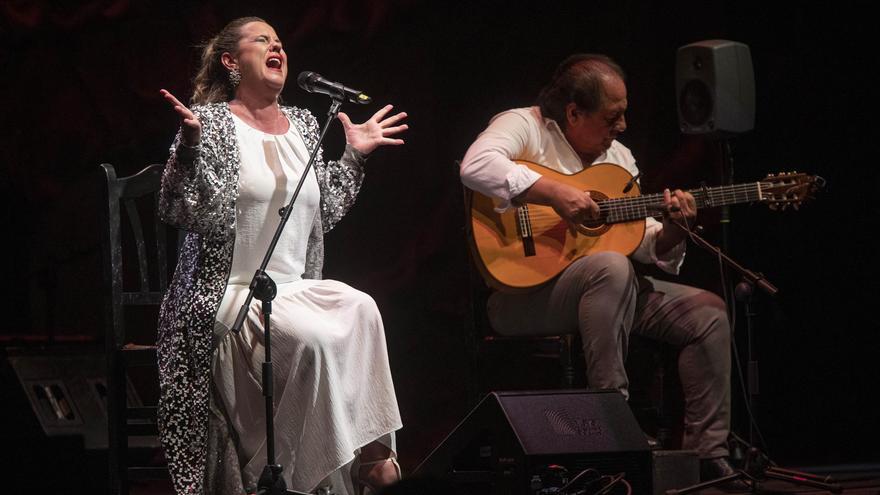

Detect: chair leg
[108,354,129,495]
[559,335,575,388]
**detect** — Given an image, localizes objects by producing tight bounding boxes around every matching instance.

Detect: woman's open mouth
[266,55,283,71]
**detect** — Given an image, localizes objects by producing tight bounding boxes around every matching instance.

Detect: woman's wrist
[344,143,369,165]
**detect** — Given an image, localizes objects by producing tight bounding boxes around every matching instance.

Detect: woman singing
[157,16,407,495]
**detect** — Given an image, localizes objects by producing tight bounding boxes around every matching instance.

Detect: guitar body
[468,161,646,292]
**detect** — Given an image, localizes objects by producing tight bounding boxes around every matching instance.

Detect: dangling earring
[228,67,241,88]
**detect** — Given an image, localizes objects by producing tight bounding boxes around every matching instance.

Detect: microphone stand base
[255,464,312,495]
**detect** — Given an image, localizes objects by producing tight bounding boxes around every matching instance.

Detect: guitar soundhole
[577,190,611,237]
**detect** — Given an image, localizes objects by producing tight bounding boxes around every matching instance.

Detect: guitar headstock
[760,172,825,211]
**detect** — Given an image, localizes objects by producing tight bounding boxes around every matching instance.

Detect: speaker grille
[679,79,713,129]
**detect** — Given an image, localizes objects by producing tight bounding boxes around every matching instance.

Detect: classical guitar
[467,160,822,292]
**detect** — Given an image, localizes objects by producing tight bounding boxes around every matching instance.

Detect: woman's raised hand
[338,104,408,155]
[160,89,201,146]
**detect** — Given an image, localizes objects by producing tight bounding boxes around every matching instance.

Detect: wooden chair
[456,162,578,402]
[462,254,578,395]
[99,163,173,495]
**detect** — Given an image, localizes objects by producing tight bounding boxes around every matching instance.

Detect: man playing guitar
[460,54,736,482]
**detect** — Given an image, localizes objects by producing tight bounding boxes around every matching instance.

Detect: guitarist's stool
[456,160,582,400]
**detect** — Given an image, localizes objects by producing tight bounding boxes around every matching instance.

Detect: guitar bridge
[517,205,536,257]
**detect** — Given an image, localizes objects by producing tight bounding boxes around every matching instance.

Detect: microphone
[622,172,641,193]
[297,71,372,105]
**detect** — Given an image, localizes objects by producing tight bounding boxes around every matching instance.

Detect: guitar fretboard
[599,182,764,224]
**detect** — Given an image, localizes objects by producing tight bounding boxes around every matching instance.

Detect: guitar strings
[595,182,765,209]
[517,182,768,226]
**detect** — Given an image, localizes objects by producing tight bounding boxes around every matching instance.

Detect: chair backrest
[456,160,579,392]
[99,163,170,349]
[455,161,495,337]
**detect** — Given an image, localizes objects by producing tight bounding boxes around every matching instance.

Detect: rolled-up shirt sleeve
[616,148,686,274]
[460,111,542,211]
[632,217,686,274]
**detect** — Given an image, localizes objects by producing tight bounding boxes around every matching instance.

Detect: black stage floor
[4,348,878,494]
[682,463,880,494]
[119,464,880,495]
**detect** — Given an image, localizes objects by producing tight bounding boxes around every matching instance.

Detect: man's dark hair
[537,54,626,129]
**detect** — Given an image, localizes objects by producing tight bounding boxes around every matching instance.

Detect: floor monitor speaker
[5,350,152,450]
[414,389,652,494]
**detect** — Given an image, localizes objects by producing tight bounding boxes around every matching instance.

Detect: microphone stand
[735,278,760,448]
[229,96,345,495]
[680,223,777,298]
[665,222,841,494]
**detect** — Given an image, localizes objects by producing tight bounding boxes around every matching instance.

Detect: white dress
[212,113,401,494]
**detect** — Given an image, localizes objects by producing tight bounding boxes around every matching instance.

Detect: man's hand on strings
[338,104,408,155]
[515,178,601,236]
[663,188,697,221]
[661,188,697,240]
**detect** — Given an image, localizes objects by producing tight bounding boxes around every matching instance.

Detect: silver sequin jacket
[156,102,365,494]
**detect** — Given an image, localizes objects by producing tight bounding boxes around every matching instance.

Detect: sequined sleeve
[319,143,367,232]
[159,105,237,240]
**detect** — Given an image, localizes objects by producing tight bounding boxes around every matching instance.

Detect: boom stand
[665,225,841,494]
[734,278,760,448]
[230,97,345,495]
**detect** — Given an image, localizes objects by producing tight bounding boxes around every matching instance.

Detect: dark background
[1,0,876,480]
